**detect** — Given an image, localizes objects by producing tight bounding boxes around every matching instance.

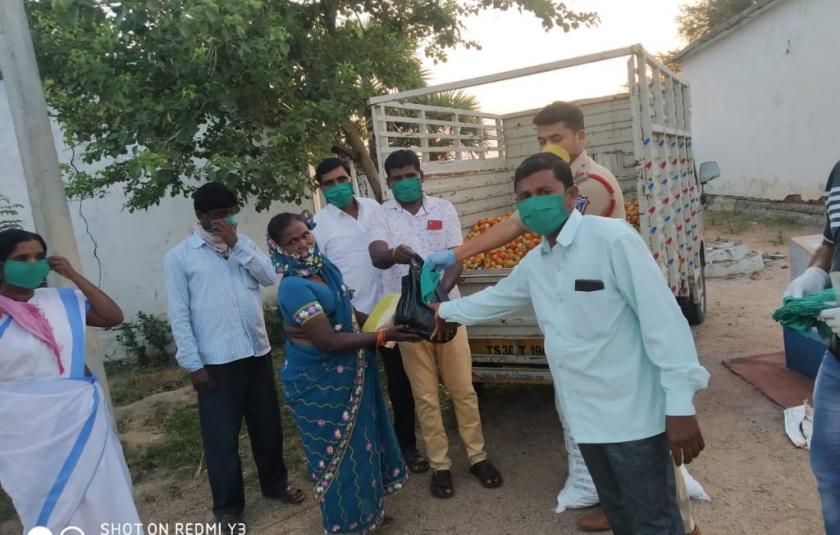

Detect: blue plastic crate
[782,326,826,381]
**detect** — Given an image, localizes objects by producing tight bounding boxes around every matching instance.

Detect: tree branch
[342,119,383,203]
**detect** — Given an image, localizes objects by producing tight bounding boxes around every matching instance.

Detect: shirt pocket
[561,281,621,340]
[423,227,448,252]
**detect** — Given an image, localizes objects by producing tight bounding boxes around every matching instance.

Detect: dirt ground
[0,214,826,535]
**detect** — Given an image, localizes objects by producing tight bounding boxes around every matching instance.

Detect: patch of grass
[125,402,203,483]
[167,482,184,499]
[705,209,810,236]
[106,359,187,407]
[704,210,754,234]
[762,214,811,236]
[770,229,787,246]
[0,489,14,523]
[122,352,306,486]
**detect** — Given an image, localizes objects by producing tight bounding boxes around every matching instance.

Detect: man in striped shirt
[784,160,840,534]
[164,182,303,532]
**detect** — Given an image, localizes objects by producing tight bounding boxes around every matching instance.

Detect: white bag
[680,465,711,502]
[554,392,600,513]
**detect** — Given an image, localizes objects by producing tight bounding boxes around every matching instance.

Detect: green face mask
[2,259,50,289]
[391,177,423,203]
[517,194,570,236]
[202,214,237,233]
[324,182,354,209]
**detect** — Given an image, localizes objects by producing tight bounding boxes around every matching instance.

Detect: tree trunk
[342,119,383,202]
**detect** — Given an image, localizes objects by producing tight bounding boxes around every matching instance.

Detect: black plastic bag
[395,255,456,342]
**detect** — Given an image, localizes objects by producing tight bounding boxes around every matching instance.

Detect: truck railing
[627,51,701,298]
[368,45,650,106]
[370,100,507,176]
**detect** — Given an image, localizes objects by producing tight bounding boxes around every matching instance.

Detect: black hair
[514,153,574,189]
[533,101,585,132]
[267,213,306,244]
[0,229,48,263]
[315,158,351,184]
[384,150,421,177]
[193,182,238,213]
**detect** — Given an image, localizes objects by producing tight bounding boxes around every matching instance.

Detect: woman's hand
[51,256,125,327]
[384,325,422,343]
[48,256,79,280]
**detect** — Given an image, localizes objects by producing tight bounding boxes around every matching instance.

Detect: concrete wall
[680,0,840,201]
[1,81,313,359]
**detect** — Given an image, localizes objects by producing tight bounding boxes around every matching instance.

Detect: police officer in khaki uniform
[427,101,626,265]
[425,101,700,535]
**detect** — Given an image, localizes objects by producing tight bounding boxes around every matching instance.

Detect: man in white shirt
[368,150,502,499]
[311,157,429,473]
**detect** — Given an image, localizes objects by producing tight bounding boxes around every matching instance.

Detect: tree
[27,0,597,209]
[678,0,756,44]
[0,194,23,231]
[656,50,682,74]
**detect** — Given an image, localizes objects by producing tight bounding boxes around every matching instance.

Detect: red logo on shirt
[427,219,443,230]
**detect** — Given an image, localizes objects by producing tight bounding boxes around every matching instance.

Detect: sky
[419,0,688,114]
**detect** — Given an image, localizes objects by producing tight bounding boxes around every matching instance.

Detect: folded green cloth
[772,288,837,339]
[420,260,441,304]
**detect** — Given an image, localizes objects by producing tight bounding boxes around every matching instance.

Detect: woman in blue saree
[268,213,417,534]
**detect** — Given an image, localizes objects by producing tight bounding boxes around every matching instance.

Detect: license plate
[469,338,545,357]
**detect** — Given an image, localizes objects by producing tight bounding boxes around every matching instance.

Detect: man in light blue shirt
[164,182,303,532]
[433,154,710,534]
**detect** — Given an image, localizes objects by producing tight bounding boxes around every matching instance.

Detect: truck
[365,44,719,384]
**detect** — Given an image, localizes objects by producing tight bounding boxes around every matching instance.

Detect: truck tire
[680,244,707,325]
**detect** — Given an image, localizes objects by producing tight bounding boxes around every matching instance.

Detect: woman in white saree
[0,229,141,534]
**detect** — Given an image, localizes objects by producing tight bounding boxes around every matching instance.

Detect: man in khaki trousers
[369,149,503,498]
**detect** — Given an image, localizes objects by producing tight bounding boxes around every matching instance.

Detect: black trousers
[197,354,288,517]
[379,344,417,451]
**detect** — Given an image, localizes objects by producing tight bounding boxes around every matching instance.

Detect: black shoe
[403,448,430,474]
[263,485,305,504]
[470,459,503,489]
[430,469,455,499]
[215,513,246,535]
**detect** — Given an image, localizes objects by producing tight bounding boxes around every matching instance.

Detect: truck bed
[458,269,550,384]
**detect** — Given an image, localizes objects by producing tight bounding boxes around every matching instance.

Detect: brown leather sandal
[577,509,611,532]
[430,469,455,499]
[469,460,503,488]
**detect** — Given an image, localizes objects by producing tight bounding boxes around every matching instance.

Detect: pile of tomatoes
[463,214,542,271]
[625,201,641,229]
